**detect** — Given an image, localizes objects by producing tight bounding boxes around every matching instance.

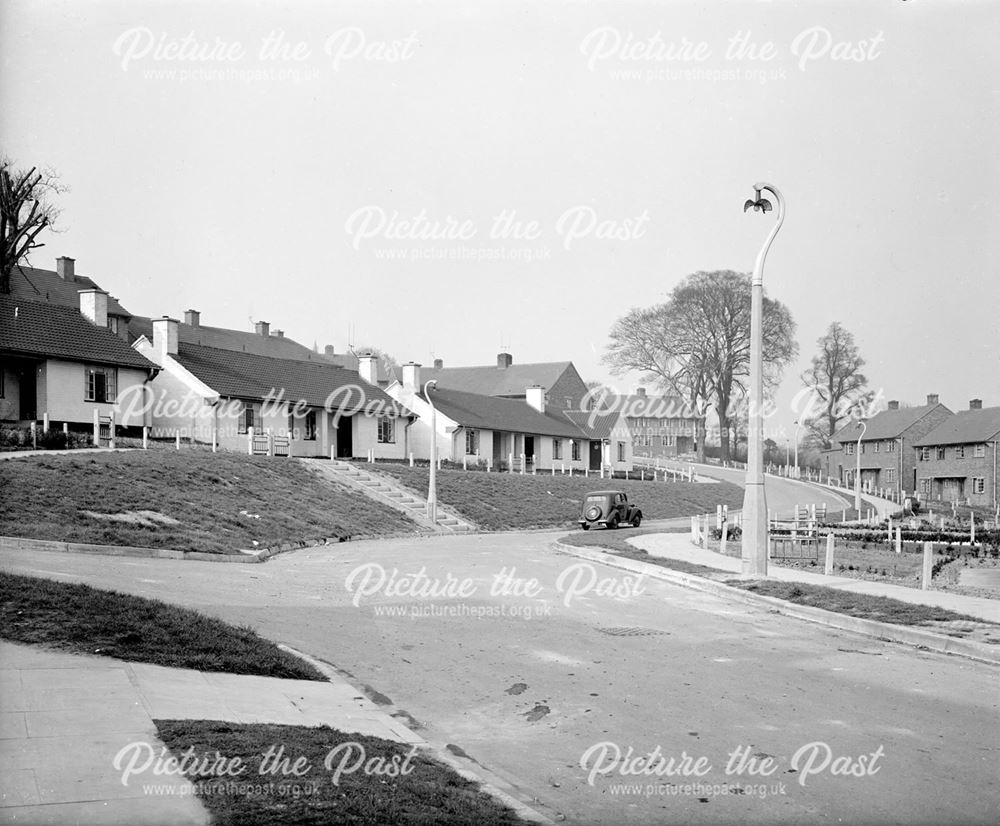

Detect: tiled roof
[562,410,628,440]
[420,362,574,397]
[609,392,700,419]
[422,386,588,439]
[832,404,948,443]
[174,343,407,415]
[130,316,354,367]
[914,407,1000,446]
[7,265,132,317]
[0,296,155,370]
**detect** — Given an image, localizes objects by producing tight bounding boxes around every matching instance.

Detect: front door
[335,416,353,458]
[17,366,36,421]
[524,435,535,467]
[589,440,602,470]
[492,432,502,465]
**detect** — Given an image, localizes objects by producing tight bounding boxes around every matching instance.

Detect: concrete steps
[310,460,476,533]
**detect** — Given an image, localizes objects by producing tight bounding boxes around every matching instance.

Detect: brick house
[616,387,702,459]
[912,400,1000,507]
[831,394,953,497]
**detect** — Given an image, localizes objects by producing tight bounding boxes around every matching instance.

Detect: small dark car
[579,490,642,530]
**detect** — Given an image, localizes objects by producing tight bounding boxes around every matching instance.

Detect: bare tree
[800,322,873,448]
[0,156,65,294]
[604,270,797,463]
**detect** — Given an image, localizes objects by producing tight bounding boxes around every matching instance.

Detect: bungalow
[0,290,157,430]
[913,400,1000,507]
[378,360,633,472]
[132,317,412,459]
[831,394,953,497]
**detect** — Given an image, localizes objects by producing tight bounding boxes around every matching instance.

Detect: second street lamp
[425,379,439,525]
[854,418,867,513]
[741,182,785,577]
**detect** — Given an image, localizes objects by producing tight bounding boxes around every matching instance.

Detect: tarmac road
[2,530,997,826]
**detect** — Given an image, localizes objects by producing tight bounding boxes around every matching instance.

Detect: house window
[972,478,986,495]
[886,468,896,483]
[378,416,395,444]
[918,447,930,462]
[107,316,119,335]
[873,442,880,453]
[846,443,855,456]
[552,439,562,460]
[84,365,118,403]
[974,444,986,458]
[571,440,581,461]
[237,402,256,434]
[303,410,316,441]
[936,447,946,460]
[886,440,896,453]
[661,434,674,446]
[617,441,626,462]
[465,429,479,454]
[919,478,931,494]
[955,446,965,459]
[564,397,572,409]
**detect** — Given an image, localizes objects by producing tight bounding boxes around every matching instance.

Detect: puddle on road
[524,704,550,722]
[505,682,528,695]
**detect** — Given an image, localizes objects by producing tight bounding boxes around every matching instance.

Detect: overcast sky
[2,0,997,443]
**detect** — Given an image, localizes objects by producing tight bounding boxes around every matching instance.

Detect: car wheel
[607,514,619,530]
[581,523,590,531]
[632,514,642,528]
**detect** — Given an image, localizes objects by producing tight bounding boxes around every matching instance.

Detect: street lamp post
[854,419,867,512]
[741,182,785,577]
[794,419,802,479]
[424,379,439,525]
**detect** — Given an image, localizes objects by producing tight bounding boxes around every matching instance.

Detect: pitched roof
[173,343,407,414]
[7,265,132,317]
[914,407,1000,446]
[420,362,574,397]
[832,403,947,443]
[606,392,700,419]
[129,316,354,367]
[0,296,155,370]
[562,409,628,440]
[422,386,588,439]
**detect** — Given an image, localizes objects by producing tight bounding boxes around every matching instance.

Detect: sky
[2,0,998,446]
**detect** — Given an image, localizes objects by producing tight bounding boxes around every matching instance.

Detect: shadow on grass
[154,720,526,826]
[0,572,322,680]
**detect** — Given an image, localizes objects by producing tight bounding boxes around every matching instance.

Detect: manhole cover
[596,626,669,637]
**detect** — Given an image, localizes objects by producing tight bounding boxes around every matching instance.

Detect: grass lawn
[558,528,730,577]
[369,463,744,530]
[154,721,526,825]
[727,579,991,626]
[0,572,322,679]
[0,450,419,553]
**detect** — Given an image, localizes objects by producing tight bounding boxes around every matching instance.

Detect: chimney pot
[526,385,545,414]
[970,398,983,410]
[184,309,200,327]
[152,316,180,359]
[274,330,284,338]
[637,387,647,397]
[78,289,108,328]
[358,352,379,385]
[433,358,443,369]
[324,344,335,355]
[255,320,270,337]
[497,352,512,369]
[927,393,939,405]
[56,256,75,281]
[887,400,899,410]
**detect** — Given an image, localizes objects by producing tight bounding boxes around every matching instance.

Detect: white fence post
[463,455,468,470]
[520,454,525,475]
[211,424,217,453]
[109,411,116,450]
[176,432,181,450]
[921,542,933,590]
[93,409,100,446]
[409,452,414,467]
[895,525,902,554]
[143,425,149,450]
[824,533,835,575]
[30,420,37,449]
[248,427,255,455]
[508,452,514,474]
[42,412,49,433]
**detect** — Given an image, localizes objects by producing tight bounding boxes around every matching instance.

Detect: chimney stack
[497,352,512,369]
[433,358,444,369]
[970,398,983,410]
[255,320,270,337]
[927,393,939,405]
[273,330,284,338]
[887,400,899,410]
[78,289,109,328]
[526,385,545,414]
[324,345,335,356]
[402,362,422,391]
[636,387,647,397]
[152,316,179,360]
[184,309,200,327]
[358,352,378,385]
[56,256,75,281]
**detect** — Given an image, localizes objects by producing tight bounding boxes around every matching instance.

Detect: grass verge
[369,463,744,530]
[0,572,322,679]
[727,579,991,626]
[154,720,526,825]
[0,450,419,552]
[559,528,730,577]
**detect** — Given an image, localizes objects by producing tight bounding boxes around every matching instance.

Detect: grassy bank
[0,450,418,552]
[0,572,322,679]
[369,463,744,530]
[154,721,526,825]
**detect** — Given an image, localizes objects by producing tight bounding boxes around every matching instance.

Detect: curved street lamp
[741,182,785,577]
[424,379,439,525]
[794,418,802,479]
[854,419,868,513]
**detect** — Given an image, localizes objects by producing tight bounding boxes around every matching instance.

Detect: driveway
[2,532,997,825]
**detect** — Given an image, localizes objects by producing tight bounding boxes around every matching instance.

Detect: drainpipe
[899,437,904,501]
[993,440,998,511]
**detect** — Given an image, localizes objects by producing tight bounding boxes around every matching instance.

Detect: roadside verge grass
[370,463,744,530]
[558,528,731,577]
[0,572,322,679]
[154,721,526,826]
[0,450,419,552]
